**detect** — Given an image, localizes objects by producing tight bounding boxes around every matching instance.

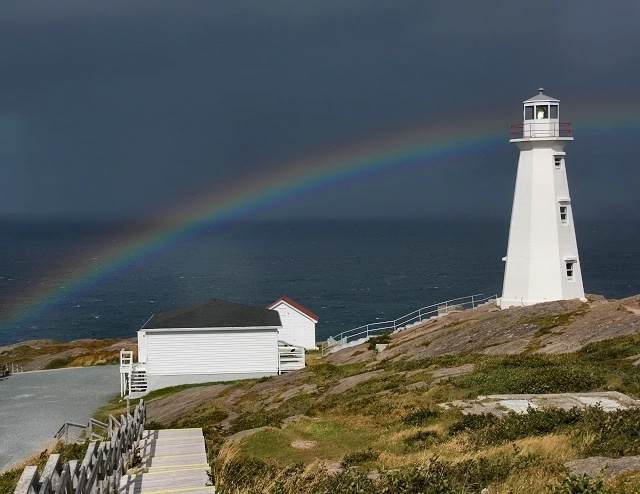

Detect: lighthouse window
[525,106,534,120]
[560,205,568,223]
[566,262,575,281]
[550,105,559,119]
[536,105,548,119]
[554,156,563,170]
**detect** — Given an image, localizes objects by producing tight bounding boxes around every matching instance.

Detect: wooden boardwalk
[119,428,215,494]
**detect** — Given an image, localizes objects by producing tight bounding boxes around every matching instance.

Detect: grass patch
[0,339,127,369]
[306,361,368,387]
[454,354,607,394]
[403,430,441,451]
[226,409,288,435]
[526,312,575,337]
[213,449,564,494]
[171,408,228,429]
[579,334,640,362]
[442,338,640,398]
[402,405,441,426]
[449,405,640,457]
[44,356,74,369]
[450,407,584,447]
[385,353,478,373]
[340,447,380,468]
[239,418,380,465]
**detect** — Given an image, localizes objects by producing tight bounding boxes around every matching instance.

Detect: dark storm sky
[1,1,639,222]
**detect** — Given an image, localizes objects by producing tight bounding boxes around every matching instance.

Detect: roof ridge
[267,296,319,322]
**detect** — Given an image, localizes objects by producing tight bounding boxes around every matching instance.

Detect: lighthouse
[500,88,586,309]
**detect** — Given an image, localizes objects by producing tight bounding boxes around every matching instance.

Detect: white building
[267,296,319,350]
[500,88,586,309]
[120,299,305,396]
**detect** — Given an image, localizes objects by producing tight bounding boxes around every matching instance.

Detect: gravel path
[0,365,120,472]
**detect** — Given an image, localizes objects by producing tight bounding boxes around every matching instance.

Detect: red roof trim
[266,296,319,322]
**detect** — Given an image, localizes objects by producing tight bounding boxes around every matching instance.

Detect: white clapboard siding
[146,329,278,375]
[272,304,317,350]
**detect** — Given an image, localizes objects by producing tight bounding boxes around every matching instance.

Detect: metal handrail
[510,122,572,139]
[321,293,497,355]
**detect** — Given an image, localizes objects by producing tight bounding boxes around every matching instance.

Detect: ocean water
[0,219,638,347]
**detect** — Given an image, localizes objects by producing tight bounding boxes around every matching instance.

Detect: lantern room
[510,88,572,140]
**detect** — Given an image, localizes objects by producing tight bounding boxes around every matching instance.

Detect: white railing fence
[278,345,305,372]
[1,362,25,376]
[120,349,134,397]
[321,293,497,355]
[13,400,146,494]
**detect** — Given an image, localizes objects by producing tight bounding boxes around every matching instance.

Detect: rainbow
[1,104,638,337]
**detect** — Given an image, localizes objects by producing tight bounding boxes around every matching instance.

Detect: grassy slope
[90,334,640,493]
[5,299,640,493]
[0,338,135,371]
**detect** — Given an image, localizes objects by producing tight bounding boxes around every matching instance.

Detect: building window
[566,262,575,281]
[554,156,562,170]
[536,105,548,119]
[525,106,534,120]
[560,205,568,223]
[550,105,559,119]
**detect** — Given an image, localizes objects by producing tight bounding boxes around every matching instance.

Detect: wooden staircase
[130,369,148,393]
[119,428,215,494]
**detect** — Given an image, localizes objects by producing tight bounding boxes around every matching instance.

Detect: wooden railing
[54,417,113,443]
[13,400,146,494]
[1,362,24,376]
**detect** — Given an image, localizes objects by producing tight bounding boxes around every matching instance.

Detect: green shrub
[215,456,276,493]
[378,464,456,494]
[448,412,499,434]
[145,420,164,430]
[171,408,228,429]
[202,425,225,463]
[226,409,286,435]
[404,430,441,451]
[579,334,640,362]
[575,406,640,457]
[450,405,640,454]
[310,469,376,494]
[451,408,584,447]
[340,448,380,468]
[547,473,609,493]
[44,357,74,369]
[455,354,606,394]
[368,333,392,351]
[402,406,441,426]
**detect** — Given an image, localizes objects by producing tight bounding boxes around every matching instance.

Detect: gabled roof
[267,296,319,323]
[143,299,282,329]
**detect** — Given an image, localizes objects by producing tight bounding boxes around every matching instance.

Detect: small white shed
[267,296,319,350]
[127,299,283,394]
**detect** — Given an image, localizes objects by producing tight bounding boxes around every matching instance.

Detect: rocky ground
[0,337,136,371]
[4,294,639,373]
[5,295,640,491]
[327,294,640,365]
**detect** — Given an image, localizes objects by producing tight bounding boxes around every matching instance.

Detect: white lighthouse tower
[500,88,586,309]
